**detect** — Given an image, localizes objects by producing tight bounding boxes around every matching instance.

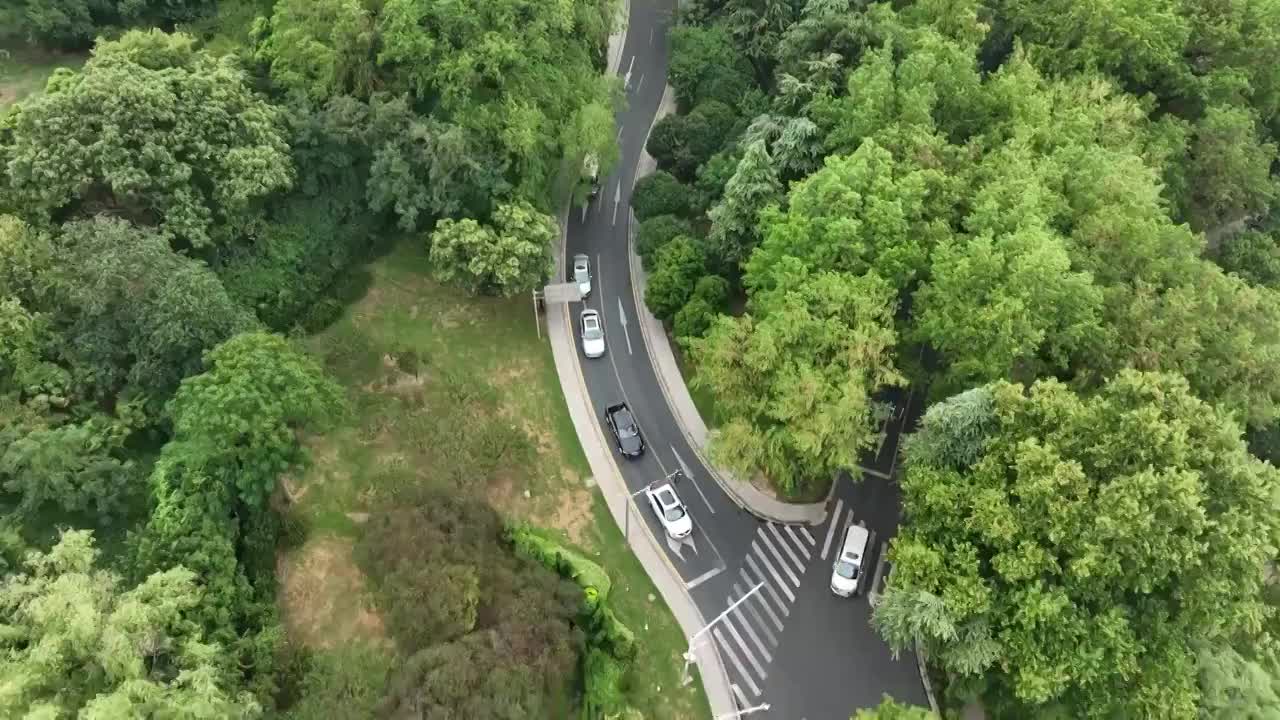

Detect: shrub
[636,214,694,268]
[674,296,717,340]
[645,237,707,321]
[631,171,693,220]
[1219,229,1280,288]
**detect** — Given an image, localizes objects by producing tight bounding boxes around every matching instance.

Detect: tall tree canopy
[1,30,293,250]
[876,372,1280,718]
[692,270,901,495]
[0,529,260,718]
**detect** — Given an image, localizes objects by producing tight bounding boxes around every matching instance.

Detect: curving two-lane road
[564,1,928,717]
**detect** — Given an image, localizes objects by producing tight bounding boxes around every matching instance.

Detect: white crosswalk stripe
[756,526,801,587]
[715,627,762,696]
[785,524,812,560]
[732,585,779,648]
[747,548,795,604]
[715,520,821,705]
[721,611,768,679]
[725,601,773,663]
[768,523,806,574]
[737,573,784,633]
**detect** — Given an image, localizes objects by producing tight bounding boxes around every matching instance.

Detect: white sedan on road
[646,480,692,539]
[573,253,591,298]
[580,309,605,358]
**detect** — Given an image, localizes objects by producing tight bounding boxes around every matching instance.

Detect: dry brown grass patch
[278,535,389,651]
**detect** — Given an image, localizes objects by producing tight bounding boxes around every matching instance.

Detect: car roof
[573,254,589,265]
[842,524,869,557]
[581,309,599,320]
[650,483,679,506]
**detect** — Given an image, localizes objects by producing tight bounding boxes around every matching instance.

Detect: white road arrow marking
[617,296,633,355]
[611,179,621,226]
[665,531,697,558]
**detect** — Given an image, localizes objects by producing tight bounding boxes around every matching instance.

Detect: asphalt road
[564,2,929,716]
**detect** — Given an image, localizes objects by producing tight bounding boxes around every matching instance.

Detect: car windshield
[834,560,858,580]
[664,505,686,522]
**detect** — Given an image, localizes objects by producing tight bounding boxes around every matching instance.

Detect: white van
[830,523,870,597]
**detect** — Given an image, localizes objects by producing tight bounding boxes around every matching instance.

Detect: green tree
[692,271,902,495]
[645,236,708,321]
[646,100,740,180]
[0,416,136,519]
[252,0,379,101]
[1218,229,1280,289]
[1101,263,1280,428]
[376,0,615,201]
[876,371,1280,718]
[632,170,694,220]
[706,139,782,271]
[1185,104,1279,231]
[362,94,505,231]
[428,201,555,297]
[2,30,293,250]
[673,276,730,341]
[166,332,343,509]
[745,139,953,294]
[852,696,934,720]
[914,227,1103,390]
[1196,642,1280,719]
[0,529,259,718]
[635,214,694,268]
[52,217,256,407]
[668,24,756,110]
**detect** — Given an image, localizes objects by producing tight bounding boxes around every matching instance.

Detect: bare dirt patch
[552,484,593,545]
[278,536,389,650]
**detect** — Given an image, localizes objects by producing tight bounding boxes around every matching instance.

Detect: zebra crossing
[715,520,818,699]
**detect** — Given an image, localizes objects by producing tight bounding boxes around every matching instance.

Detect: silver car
[580,309,605,358]
[573,254,591,298]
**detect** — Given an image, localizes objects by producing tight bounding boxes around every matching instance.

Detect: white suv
[831,523,870,597]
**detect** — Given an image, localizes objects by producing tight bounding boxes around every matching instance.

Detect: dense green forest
[0,0,625,716]
[638,0,1280,717]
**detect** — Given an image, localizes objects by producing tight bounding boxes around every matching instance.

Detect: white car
[831,523,870,597]
[580,309,605,358]
[646,481,692,539]
[573,253,591,298]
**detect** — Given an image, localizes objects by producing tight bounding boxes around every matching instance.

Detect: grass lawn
[0,44,85,108]
[279,241,709,720]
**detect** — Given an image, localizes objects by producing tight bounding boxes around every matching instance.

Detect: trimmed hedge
[505,524,642,719]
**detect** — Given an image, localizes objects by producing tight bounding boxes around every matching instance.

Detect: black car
[604,402,644,458]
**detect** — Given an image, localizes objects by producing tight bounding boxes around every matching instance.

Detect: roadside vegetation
[640,0,1280,717]
[0,0,708,717]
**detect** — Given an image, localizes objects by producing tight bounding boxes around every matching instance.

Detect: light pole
[680,581,764,686]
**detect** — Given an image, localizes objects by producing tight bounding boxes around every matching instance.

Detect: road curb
[627,86,829,527]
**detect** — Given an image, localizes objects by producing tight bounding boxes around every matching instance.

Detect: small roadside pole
[681,581,764,687]
[623,480,657,542]
[531,288,543,340]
